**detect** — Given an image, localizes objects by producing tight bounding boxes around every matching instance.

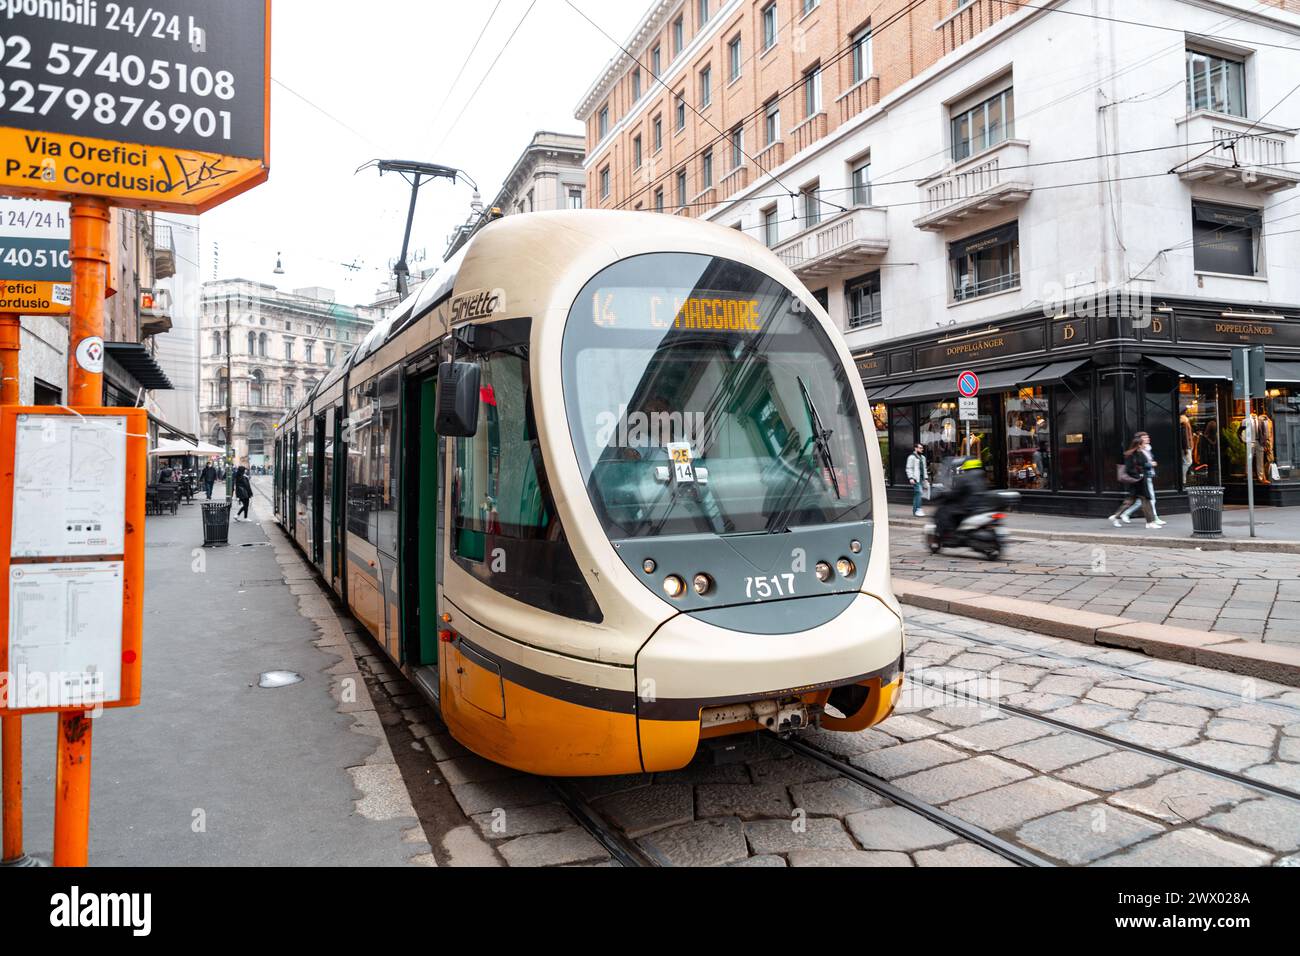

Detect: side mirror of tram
[436,360,481,437]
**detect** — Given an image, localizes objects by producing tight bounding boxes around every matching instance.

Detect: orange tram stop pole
[47,197,114,868]
[0,309,37,867]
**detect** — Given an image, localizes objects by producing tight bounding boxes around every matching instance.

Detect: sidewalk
[888,503,1300,553]
[15,492,431,865]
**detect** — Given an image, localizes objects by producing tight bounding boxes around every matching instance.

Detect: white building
[695,0,1300,511]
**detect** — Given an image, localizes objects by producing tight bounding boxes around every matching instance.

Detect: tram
[274,210,903,776]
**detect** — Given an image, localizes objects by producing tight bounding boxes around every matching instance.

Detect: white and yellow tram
[274,211,903,776]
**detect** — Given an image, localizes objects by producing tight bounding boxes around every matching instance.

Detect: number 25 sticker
[667,442,695,483]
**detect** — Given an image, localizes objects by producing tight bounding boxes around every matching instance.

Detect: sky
[186,0,646,307]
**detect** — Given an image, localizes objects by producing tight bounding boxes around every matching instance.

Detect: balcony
[754,141,784,173]
[837,77,880,126]
[153,224,176,280]
[692,186,717,211]
[772,206,889,278]
[720,164,749,197]
[1175,111,1299,193]
[789,111,828,156]
[139,287,173,337]
[913,139,1032,232]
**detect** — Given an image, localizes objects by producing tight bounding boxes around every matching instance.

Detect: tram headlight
[814,561,833,583]
[692,573,713,595]
[836,557,856,578]
[663,574,686,599]
[642,558,657,574]
[850,539,862,554]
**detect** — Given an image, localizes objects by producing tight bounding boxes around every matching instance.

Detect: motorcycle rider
[934,456,988,543]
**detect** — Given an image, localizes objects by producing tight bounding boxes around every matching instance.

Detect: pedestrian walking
[1109,432,1166,529]
[906,443,928,517]
[234,465,253,522]
[201,461,217,500]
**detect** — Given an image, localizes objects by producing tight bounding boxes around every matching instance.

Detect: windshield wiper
[799,376,841,499]
[764,378,841,534]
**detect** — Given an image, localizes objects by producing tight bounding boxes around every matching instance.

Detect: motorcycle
[923,490,1020,560]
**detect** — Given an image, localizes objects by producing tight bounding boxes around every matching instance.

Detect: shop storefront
[858,301,1300,514]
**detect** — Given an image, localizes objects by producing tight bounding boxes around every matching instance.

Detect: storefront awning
[887,377,958,402]
[1149,355,1231,379]
[865,382,905,401]
[1266,361,1300,383]
[884,359,1089,402]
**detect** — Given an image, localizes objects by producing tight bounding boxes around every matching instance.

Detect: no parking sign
[957,370,980,398]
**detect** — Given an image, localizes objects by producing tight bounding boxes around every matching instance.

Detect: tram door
[313,410,329,570]
[401,365,441,669]
[330,408,346,594]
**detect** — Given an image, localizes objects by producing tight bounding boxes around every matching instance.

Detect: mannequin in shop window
[1179,412,1193,484]
[1237,408,1273,483]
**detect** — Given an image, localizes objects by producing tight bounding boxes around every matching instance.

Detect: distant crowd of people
[155,458,257,520]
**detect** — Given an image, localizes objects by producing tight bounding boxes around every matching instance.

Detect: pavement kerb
[889,516,1300,553]
[893,578,1300,687]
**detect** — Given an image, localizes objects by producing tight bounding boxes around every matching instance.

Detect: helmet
[960,458,983,471]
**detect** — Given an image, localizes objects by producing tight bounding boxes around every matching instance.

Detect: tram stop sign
[0,0,270,213]
[0,196,71,313]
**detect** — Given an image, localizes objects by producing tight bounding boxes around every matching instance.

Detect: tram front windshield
[562,253,872,538]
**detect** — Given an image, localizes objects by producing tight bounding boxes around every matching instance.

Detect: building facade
[199,280,379,468]
[444,130,587,260]
[576,0,1300,512]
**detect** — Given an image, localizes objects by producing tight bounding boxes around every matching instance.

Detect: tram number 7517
[745,574,796,599]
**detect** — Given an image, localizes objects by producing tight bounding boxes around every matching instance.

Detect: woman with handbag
[1109,432,1165,529]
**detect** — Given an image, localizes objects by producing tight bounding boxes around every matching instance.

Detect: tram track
[548,780,660,868]
[777,736,1053,867]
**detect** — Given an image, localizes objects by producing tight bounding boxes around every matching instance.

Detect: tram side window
[346,383,375,541]
[372,369,401,556]
[452,347,601,622]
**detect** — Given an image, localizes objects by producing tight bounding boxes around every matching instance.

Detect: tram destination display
[0,0,269,212]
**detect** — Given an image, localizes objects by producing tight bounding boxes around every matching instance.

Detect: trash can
[202,500,232,547]
[1187,485,1224,538]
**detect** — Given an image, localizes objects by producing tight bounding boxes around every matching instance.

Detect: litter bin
[1187,485,1224,538]
[202,500,232,547]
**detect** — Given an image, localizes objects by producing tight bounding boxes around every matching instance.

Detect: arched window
[247,331,255,354]
[217,368,228,405]
[250,369,265,406]
[283,384,294,408]
[213,426,226,446]
[258,333,268,357]
[247,422,267,456]
[211,331,222,356]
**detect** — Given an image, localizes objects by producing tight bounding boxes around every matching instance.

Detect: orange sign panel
[0,1,270,213]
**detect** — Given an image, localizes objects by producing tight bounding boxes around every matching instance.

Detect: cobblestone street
[365,601,1300,867]
[892,534,1300,646]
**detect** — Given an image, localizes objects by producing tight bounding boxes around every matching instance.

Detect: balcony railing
[1175,111,1298,193]
[720,164,749,196]
[754,141,784,172]
[953,271,1020,302]
[789,111,828,156]
[836,77,880,126]
[937,0,1018,57]
[691,186,717,211]
[772,206,889,278]
[913,139,1032,231]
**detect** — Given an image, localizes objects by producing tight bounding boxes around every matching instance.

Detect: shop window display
[1179,380,1221,486]
[1268,388,1299,482]
[890,404,915,485]
[872,402,890,483]
[1005,387,1050,490]
[1229,399,1278,484]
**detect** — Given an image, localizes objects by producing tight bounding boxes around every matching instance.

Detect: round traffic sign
[957,370,980,398]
